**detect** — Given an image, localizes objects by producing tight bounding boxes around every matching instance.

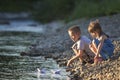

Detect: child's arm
[67,50,83,67]
[71,43,78,55]
[96,35,106,57]
[72,48,78,55]
[89,41,97,54]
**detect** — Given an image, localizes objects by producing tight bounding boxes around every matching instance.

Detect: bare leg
[89,42,97,55]
[89,42,100,65]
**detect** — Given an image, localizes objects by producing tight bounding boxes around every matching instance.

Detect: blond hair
[68,25,81,34]
[88,19,102,35]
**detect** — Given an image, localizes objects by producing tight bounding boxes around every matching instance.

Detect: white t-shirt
[72,36,93,56]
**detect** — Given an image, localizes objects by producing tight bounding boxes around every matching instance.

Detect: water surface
[0,20,69,80]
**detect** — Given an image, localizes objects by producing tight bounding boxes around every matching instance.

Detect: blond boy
[67,25,94,66]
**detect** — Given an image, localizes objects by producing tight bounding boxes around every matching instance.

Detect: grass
[67,0,120,21]
[0,0,120,23]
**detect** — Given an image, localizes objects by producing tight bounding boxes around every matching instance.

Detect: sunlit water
[0,20,69,80]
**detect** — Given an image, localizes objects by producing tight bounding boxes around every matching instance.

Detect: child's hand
[95,52,100,58]
[94,56,102,65]
[94,55,99,59]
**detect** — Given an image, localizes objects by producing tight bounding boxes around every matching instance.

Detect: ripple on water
[0,21,69,80]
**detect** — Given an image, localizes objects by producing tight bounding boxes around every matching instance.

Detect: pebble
[23,14,120,80]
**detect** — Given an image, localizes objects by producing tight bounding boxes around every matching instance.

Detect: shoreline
[21,14,120,80]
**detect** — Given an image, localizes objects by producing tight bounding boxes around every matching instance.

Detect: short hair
[88,19,102,34]
[68,25,81,34]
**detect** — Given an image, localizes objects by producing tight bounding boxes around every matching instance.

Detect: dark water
[0,21,69,80]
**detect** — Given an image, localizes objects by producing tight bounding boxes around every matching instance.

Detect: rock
[20,14,120,80]
[20,52,28,56]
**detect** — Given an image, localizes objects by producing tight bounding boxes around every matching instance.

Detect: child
[67,25,94,67]
[88,20,114,65]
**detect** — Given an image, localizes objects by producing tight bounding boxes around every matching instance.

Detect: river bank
[21,14,120,80]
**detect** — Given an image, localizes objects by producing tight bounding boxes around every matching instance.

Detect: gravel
[21,14,120,80]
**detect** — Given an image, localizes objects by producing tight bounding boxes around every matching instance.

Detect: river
[0,20,69,80]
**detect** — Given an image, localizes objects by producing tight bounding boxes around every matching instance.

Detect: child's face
[90,32,97,38]
[68,31,80,42]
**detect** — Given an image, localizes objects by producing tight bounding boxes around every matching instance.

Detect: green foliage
[0,0,120,23]
[32,0,75,22]
[69,0,120,21]
[0,0,35,12]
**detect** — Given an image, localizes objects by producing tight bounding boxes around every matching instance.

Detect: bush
[32,0,75,22]
[0,0,120,23]
[68,0,120,21]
